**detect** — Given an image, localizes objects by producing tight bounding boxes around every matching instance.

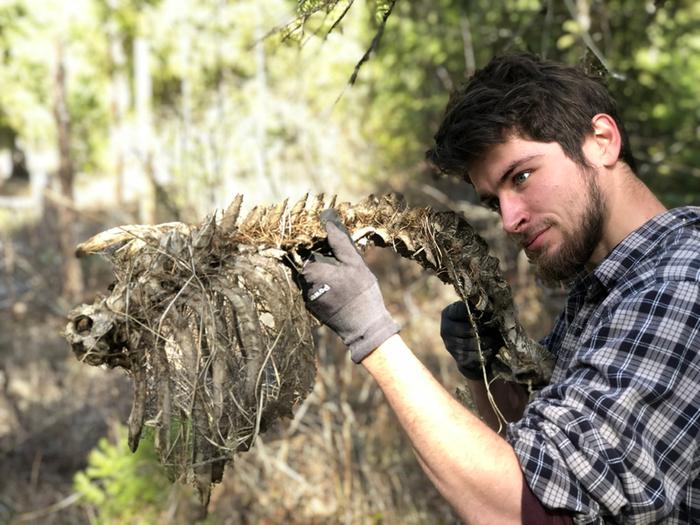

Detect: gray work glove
[440,301,504,380]
[298,211,400,363]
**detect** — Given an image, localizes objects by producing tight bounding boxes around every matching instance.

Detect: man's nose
[500,194,528,235]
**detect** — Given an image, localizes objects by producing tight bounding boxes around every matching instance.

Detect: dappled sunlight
[0,0,697,522]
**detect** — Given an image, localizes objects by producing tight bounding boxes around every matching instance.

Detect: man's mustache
[508,219,556,248]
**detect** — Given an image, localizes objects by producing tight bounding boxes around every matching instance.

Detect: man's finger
[308,252,339,266]
[319,209,360,264]
[320,209,350,235]
[443,301,468,320]
[326,222,362,265]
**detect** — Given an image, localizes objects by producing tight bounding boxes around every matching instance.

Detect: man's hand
[298,212,400,363]
[440,301,504,380]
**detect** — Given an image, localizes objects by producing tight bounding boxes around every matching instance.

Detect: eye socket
[484,198,500,213]
[513,170,532,185]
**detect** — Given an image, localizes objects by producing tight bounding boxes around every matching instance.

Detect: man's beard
[525,171,607,286]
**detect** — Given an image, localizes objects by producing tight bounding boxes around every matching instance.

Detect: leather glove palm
[440,301,504,380]
[299,217,400,363]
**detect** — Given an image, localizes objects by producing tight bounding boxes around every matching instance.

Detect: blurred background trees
[0,0,697,523]
[2,0,697,225]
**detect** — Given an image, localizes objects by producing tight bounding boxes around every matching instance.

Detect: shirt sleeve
[507,281,700,524]
[521,481,575,524]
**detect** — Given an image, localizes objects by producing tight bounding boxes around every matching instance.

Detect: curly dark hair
[426,53,636,181]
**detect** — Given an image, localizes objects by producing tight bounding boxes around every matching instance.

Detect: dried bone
[64,193,553,506]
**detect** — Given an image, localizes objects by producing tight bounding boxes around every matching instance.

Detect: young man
[299,54,699,524]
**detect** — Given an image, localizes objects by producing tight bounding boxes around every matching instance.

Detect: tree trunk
[254,6,278,199]
[134,36,156,224]
[106,0,129,206]
[459,12,475,78]
[53,40,83,303]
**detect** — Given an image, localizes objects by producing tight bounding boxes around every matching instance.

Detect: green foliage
[0,0,112,172]
[2,0,693,211]
[0,1,52,144]
[73,426,174,524]
[353,0,699,205]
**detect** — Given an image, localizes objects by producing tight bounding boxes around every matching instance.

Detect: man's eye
[513,171,531,185]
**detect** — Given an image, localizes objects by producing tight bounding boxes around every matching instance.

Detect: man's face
[469,135,608,283]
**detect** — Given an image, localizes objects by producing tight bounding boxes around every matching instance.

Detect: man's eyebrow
[478,154,541,204]
[500,154,541,183]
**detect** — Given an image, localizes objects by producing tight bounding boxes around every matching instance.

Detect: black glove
[440,301,504,380]
[299,211,400,363]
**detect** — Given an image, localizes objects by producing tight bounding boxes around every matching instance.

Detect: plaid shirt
[506,206,700,524]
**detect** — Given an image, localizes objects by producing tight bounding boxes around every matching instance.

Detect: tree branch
[348,0,398,86]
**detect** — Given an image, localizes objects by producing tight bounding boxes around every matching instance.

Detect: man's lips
[523,227,550,251]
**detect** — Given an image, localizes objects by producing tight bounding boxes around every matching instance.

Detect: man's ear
[586,113,622,168]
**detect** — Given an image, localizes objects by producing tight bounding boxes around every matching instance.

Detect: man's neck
[589,166,667,266]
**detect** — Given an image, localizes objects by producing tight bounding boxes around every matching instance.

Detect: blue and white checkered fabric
[507,206,700,524]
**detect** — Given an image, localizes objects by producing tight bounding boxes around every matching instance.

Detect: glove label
[309,283,331,301]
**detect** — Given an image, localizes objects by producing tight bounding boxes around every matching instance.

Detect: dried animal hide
[65,193,554,506]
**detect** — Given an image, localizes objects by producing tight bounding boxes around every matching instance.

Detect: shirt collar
[589,206,700,293]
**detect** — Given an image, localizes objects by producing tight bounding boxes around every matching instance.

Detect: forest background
[0,0,698,523]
